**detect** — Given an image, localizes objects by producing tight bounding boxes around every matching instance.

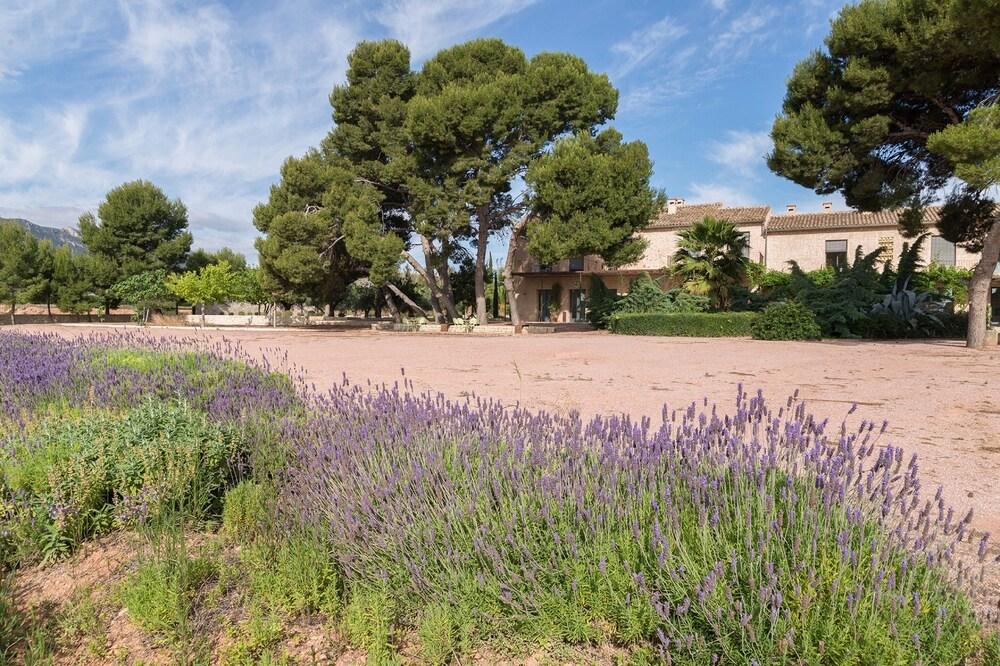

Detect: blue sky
[0,0,847,261]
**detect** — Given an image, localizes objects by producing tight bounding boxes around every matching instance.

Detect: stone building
[509,200,999,325]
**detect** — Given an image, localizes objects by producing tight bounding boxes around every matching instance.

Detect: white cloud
[372,0,538,59]
[709,0,729,10]
[611,16,687,79]
[708,130,772,177]
[688,182,758,205]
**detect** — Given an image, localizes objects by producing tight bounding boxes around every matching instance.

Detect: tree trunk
[422,237,458,320]
[383,290,401,322]
[475,205,490,322]
[503,216,529,328]
[200,304,206,328]
[437,240,459,320]
[46,298,52,321]
[9,301,14,326]
[966,217,1000,349]
[403,249,445,323]
[386,282,429,318]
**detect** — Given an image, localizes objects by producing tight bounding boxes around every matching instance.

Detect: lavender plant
[0,331,997,662]
[283,383,999,663]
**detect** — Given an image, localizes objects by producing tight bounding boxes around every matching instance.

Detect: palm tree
[671,217,749,310]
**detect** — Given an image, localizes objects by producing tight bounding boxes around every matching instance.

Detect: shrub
[120,531,216,642]
[751,301,822,340]
[0,401,244,563]
[586,276,620,328]
[614,273,673,314]
[242,536,339,616]
[222,481,276,544]
[608,311,758,336]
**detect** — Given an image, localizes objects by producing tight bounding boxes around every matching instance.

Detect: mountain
[0,218,87,254]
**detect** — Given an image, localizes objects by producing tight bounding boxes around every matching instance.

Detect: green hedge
[608,311,759,337]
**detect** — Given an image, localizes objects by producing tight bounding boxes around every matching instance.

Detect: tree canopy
[79,180,192,312]
[0,222,39,323]
[767,0,1000,347]
[255,38,627,324]
[525,128,662,268]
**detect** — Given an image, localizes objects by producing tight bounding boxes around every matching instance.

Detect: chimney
[821,201,833,211]
[785,204,797,215]
[666,197,685,215]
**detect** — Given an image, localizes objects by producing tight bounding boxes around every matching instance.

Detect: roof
[768,206,942,233]
[647,203,771,230]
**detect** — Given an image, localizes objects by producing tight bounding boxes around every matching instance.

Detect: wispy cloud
[0,0,544,259]
[371,0,538,59]
[616,5,781,117]
[610,16,687,79]
[688,182,758,205]
[708,130,772,177]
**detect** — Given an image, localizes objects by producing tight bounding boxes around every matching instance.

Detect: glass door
[569,289,587,322]
[537,289,552,322]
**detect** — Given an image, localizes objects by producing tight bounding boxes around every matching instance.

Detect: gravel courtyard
[22,324,1000,535]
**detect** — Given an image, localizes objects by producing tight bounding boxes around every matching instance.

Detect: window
[825,239,848,269]
[569,289,587,322]
[738,232,750,259]
[538,262,552,272]
[569,256,584,272]
[537,289,552,322]
[931,235,956,267]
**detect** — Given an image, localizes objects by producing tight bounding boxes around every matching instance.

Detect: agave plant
[870,278,945,332]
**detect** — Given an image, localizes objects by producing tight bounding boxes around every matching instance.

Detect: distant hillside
[0,218,87,254]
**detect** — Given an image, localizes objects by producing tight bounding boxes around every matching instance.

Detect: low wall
[0,314,133,326]
[185,314,271,327]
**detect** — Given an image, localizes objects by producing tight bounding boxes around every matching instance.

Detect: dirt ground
[19,324,1000,536]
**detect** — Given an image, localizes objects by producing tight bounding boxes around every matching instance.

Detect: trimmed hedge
[608,311,759,337]
[751,301,822,340]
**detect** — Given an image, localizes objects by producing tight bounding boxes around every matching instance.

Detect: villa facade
[509,199,1000,325]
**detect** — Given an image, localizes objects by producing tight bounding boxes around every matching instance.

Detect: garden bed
[1,330,997,664]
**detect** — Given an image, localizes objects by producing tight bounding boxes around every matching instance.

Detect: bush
[0,401,244,564]
[242,536,339,616]
[751,301,822,340]
[120,530,216,642]
[614,273,673,314]
[586,276,620,328]
[221,481,276,544]
[608,311,758,337]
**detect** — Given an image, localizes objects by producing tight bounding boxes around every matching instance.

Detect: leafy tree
[671,217,749,310]
[27,240,57,319]
[406,39,617,323]
[110,270,172,323]
[166,262,240,327]
[515,128,664,324]
[0,222,38,324]
[914,263,972,307]
[259,39,619,325]
[186,247,248,272]
[79,180,192,313]
[767,0,1000,348]
[53,248,98,316]
[254,152,367,310]
[232,268,269,311]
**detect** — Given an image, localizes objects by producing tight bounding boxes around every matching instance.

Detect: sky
[0,0,849,262]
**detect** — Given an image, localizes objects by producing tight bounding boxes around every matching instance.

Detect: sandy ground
[16,324,1000,536]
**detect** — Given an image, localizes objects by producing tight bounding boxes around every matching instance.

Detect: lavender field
[0,330,998,664]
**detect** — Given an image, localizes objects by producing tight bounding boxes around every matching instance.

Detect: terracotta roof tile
[767,207,941,232]
[647,204,770,230]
